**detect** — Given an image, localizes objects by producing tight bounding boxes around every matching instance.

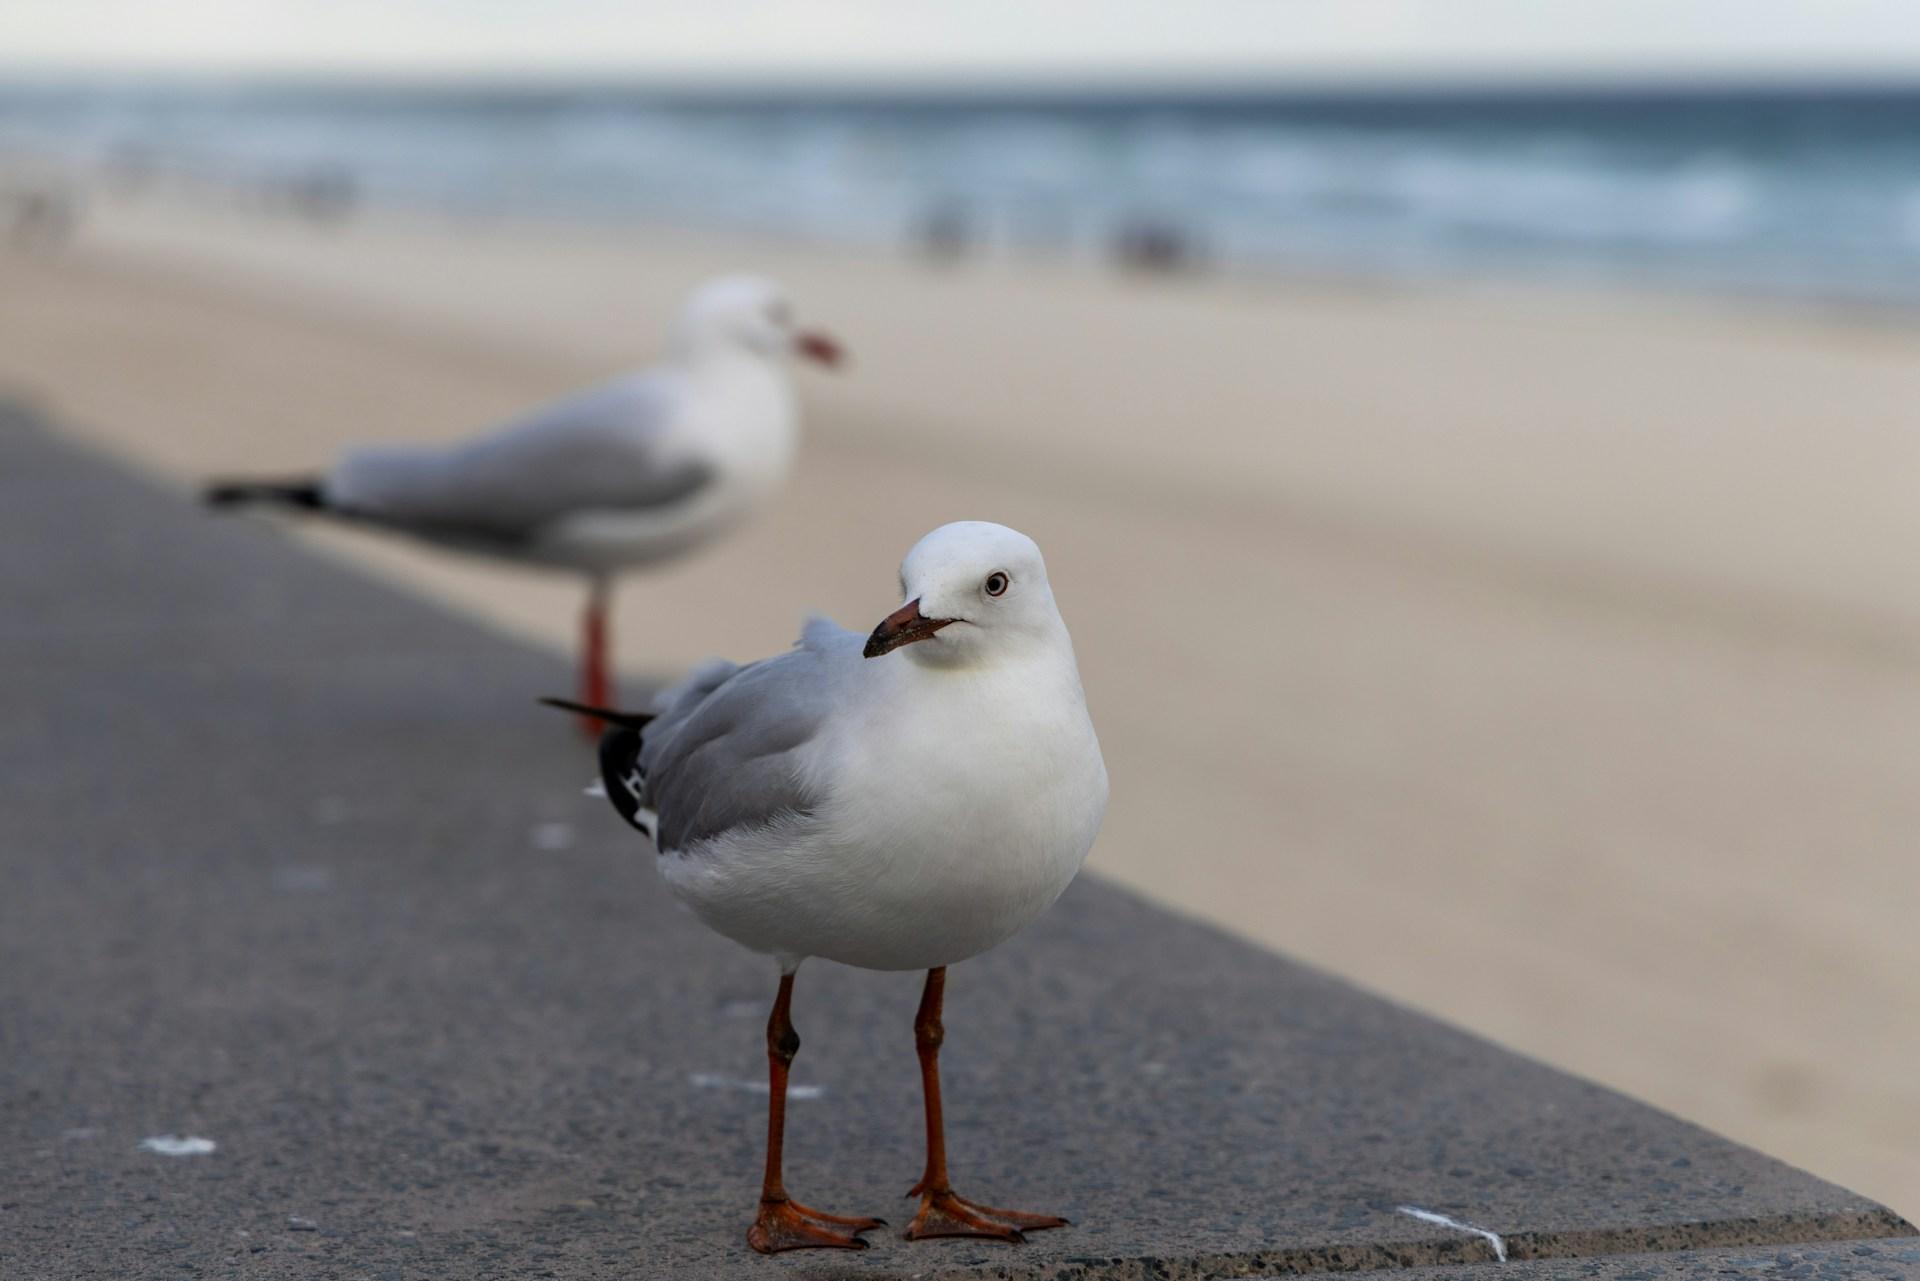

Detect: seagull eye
[984,571,1010,597]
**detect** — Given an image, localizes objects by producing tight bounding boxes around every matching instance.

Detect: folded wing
[327,373,711,549]
[637,623,858,854]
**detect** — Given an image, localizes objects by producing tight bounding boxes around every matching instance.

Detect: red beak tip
[796,332,845,368]
[863,599,953,658]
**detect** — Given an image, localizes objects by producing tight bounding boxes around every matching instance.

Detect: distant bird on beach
[205,274,841,728]
[546,521,1107,1253]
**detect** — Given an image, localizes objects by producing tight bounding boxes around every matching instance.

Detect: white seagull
[205,274,841,727]
[548,521,1108,1253]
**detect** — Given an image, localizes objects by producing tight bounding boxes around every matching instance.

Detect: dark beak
[794,329,845,368]
[863,599,953,658]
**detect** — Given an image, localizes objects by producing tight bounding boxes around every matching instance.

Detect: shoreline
[16,142,1920,332]
[3,184,1918,1218]
[11,76,1920,319]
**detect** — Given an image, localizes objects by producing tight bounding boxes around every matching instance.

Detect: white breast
[659,657,1108,973]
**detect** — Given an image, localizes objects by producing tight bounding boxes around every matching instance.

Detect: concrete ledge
[1332,1239,1920,1281]
[0,401,1910,1279]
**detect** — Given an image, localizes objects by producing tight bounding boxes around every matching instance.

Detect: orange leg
[577,579,611,739]
[905,967,1069,1244]
[747,973,885,1253]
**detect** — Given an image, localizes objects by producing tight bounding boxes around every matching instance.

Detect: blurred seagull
[205,274,842,728]
[546,521,1108,1252]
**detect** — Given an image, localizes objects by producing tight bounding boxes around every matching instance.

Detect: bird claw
[746,1197,885,1253]
[905,1187,1069,1243]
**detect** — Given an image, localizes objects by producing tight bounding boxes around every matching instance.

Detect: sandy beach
[3,183,1917,1216]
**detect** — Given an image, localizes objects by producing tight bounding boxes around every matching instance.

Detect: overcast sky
[4,0,1920,83]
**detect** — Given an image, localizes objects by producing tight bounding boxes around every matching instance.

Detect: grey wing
[639,647,840,853]
[324,373,711,546]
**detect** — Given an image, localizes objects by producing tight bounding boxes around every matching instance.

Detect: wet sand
[2,191,1917,1215]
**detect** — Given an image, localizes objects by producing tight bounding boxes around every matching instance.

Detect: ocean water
[3,81,1920,303]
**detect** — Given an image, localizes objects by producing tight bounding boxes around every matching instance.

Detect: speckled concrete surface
[0,402,1910,1280]
[1323,1239,1920,1281]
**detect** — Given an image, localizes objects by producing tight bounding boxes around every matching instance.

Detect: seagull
[546,521,1108,1253]
[204,274,841,730]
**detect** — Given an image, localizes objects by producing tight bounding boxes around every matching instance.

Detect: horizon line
[5,62,1920,98]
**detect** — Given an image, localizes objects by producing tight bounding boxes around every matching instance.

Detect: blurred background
[3,0,1917,1218]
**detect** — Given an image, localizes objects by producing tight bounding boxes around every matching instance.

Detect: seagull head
[864,522,1067,668]
[674,274,843,369]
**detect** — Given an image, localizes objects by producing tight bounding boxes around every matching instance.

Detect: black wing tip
[600,724,653,838]
[540,700,656,838]
[203,477,326,511]
[537,697,655,732]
